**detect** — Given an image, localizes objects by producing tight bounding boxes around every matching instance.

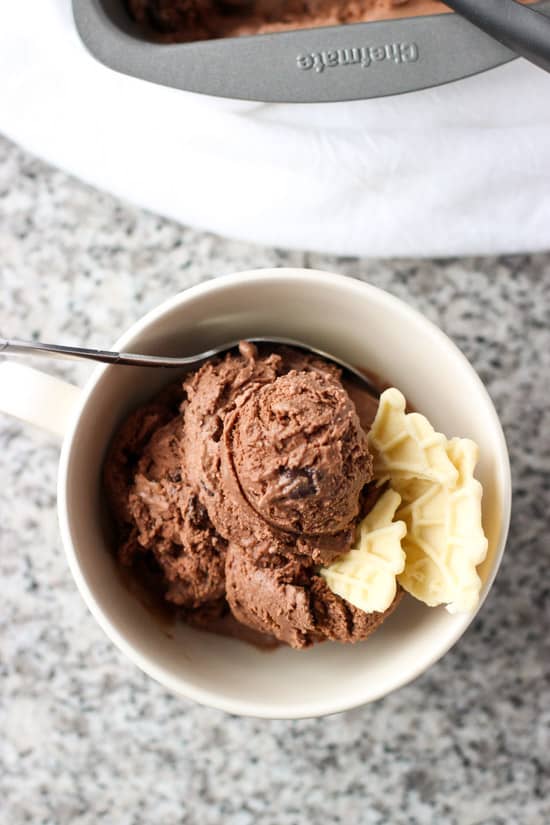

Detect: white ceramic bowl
[1,269,511,718]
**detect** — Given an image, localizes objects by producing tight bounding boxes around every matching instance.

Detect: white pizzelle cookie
[397,437,488,613]
[368,388,458,495]
[320,489,406,614]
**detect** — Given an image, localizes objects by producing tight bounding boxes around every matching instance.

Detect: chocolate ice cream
[104,342,401,648]
[183,344,372,564]
[229,370,369,535]
[103,383,228,610]
[226,544,401,648]
[127,0,536,44]
[126,0,450,42]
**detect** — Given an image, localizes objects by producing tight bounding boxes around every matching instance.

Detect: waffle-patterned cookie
[397,437,488,613]
[368,388,458,493]
[321,489,406,614]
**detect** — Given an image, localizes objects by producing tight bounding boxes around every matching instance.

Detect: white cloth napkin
[1,1,550,257]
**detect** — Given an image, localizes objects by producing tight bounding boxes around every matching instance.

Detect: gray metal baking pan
[72,0,550,102]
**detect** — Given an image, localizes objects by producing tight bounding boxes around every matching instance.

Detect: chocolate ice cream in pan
[104,341,488,649]
[126,0,450,42]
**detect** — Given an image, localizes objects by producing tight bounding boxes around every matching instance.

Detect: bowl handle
[0,362,81,438]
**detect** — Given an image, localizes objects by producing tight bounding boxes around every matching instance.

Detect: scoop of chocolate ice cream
[183,343,373,564]
[226,544,402,649]
[229,369,371,535]
[104,388,227,609]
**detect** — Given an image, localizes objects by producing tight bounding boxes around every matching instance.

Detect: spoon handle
[0,337,176,367]
[0,336,380,397]
[444,0,550,73]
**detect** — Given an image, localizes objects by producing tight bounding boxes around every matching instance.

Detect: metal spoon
[444,0,550,74]
[0,335,380,398]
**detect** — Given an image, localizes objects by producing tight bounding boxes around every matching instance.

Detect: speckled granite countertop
[1,133,549,825]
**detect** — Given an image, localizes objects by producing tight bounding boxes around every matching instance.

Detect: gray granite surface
[1,132,549,825]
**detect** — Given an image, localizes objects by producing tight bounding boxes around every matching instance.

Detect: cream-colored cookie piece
[368,388,458,494]
[320,489,406,614]
[397,438,488,613]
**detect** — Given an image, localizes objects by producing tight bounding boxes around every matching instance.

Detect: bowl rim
[57,269,512,718]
